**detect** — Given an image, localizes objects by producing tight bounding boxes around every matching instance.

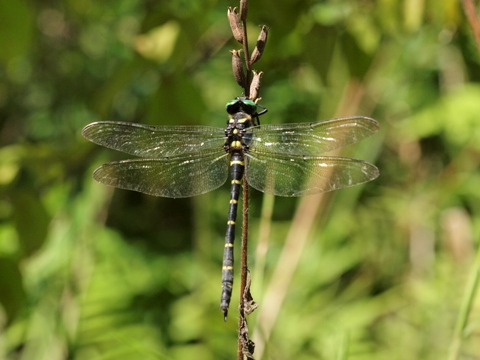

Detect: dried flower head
[231,50,246,88]
[249,71,263,100]
[228,7,244,44]
[250,26,268,65]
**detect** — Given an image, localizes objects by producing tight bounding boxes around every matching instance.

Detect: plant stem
[462,0,480,53]
[237,177,249,359]
[447,248,480,360]
[241,19,251,96]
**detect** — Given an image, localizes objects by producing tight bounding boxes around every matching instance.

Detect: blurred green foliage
[1,0,479,359]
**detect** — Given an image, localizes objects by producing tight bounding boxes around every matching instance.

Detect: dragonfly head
[225,98,257,115]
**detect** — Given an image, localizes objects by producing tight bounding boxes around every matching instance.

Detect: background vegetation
[1,0,479,359]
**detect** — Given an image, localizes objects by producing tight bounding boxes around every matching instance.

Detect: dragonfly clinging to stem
[82,97,379,321]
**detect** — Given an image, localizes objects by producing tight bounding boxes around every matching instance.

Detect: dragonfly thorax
[225,112,254,153]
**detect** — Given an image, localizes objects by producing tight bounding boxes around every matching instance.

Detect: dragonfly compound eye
[239,99,257,115]
[225,99,242,114]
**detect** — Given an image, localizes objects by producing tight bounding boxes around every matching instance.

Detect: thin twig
[447,248,480,360]
[228,1,267,357]
[238,179,250,359]
[462,0,480,54]
[241,20,251,96]
[238,2,251,358]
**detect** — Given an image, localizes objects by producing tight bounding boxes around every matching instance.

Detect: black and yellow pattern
[219,100,258,320]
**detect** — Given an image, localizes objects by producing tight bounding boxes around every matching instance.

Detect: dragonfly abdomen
[220,153,245,321]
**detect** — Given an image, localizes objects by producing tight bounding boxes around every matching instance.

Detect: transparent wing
[246,116,379,156]
[92,150,229,198]
[82,121,226,158]
[245,151,379,197]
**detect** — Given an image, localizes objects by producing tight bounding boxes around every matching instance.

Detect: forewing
[82,121,226,158]
[245,151,379,197]
[247,116,379,156]
[92,150,229,198]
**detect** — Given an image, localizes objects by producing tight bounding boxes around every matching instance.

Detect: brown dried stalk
[462,0,480,54]
[226,1,268,358]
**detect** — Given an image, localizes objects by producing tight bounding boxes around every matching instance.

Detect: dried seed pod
[227,7,244,44]
[231,50,246,88]
[249,71,263,100]
[250,26,268,65]
[240,0,248,22]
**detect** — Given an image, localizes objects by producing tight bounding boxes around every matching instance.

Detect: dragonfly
[82,97,379,321]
